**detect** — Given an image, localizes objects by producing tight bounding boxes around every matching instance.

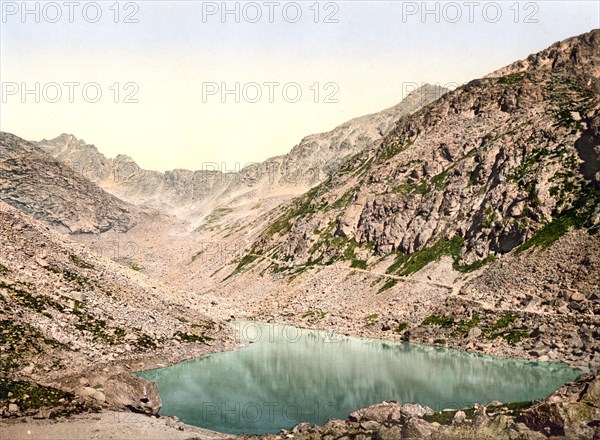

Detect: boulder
[91,391,106,402]
[103,373,161,415]
[400,403,434,418]
[77,386,97,398]
[376,424,403,440]
[349,401,402,422]
[401,417,436,439]
[359,420,381,432]
[468,327,482,339]
[516,401,594,438]
[321,419,352,437]
[570,292,585,302]
[581,376,600,404]
[452,410,466,424]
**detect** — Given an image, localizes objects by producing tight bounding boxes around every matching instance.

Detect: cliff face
[0,132,136,234]
[248,30,599,270]
[36,85,447,219]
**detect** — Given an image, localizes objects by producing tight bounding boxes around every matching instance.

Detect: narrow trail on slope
[246,254,599,319]
[248,253,454,290]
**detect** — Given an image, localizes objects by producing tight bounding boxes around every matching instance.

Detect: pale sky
[1,1,598,171]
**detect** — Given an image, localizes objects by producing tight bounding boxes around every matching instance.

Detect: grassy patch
[74,312,126,346]
[228,254,260,277]
[486,401,533,417]
[491,313,517,331]
[0,378,78,411]
[135,334,158,350]
[486,314,529,345]
[343,239,369,269]
[454,255,496,273]
[191,320,217,331]
[1,282,65,314]
[422,315,455,328]
[547,77,594,134]
[195,208,234,232]
[265,185,329,237]
[377,278,398,294]
[69,254,95,270]
[60,269,93,291]
[516,210,582,253]
[391,168,450,196]
[0,320,65,372]
[481,207,499,228]
[495,329,529,345]
[350,259,368,269]
[376,140,413,164]
[417,311,529,346]
[302,310,328,320]
[498,71,528,85]
[364,314,380,327]
[388,236,464,277]
[173,331,212,344]
[331,186,358,210]
[451,313,481,337]
[424,408,476,425]
[393,322,408,333]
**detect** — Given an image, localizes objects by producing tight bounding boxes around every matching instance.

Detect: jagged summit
[486,28,600,79]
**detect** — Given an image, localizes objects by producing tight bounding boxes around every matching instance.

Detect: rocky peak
[0,132,135,234]
[486,29,600,79]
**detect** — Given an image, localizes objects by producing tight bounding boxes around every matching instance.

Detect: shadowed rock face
[250,29,600,266]
[0,132,135,234]
[35,84,447,218]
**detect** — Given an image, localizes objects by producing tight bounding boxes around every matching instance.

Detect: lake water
[137,322,581,435]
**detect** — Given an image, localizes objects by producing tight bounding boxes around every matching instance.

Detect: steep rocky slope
[241,29,599,274]
[0,135,236,437]
[0,132,135,234]
[0,199,235,418]
[36,84,447,221]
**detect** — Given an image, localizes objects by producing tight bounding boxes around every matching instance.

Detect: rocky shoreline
[241,372,600,440]
[2,318,597,439]
[0,333,243,439]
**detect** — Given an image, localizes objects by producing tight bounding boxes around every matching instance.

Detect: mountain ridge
[36,84,448,220]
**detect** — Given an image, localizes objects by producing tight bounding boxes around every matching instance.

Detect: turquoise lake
[137,322,581,435]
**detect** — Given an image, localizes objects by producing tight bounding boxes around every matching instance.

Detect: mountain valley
[1,30,599,440]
